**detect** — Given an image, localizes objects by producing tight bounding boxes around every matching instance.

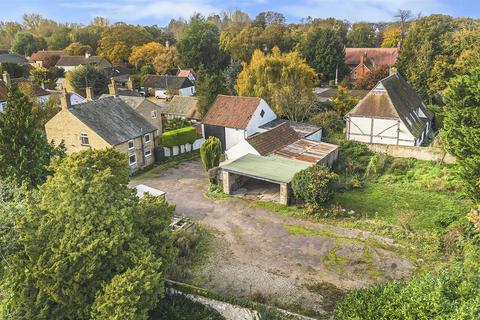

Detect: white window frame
[144,149,152,158]
[128,154,137,166]
[80,132,89,146]
[128,139,134,150]
[144,133,151,143]
[151,110,157,119]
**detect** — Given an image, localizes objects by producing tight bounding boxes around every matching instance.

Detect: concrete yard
[131,159,414,318]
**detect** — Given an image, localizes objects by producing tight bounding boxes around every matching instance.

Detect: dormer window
[260,109,265,118]
[144,133,151,143]
[80,133,89,146]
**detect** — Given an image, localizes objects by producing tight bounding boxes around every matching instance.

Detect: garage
[221,154,311,205]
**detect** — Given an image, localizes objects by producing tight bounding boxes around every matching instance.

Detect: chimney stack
[127,77,134,90]
[2,71,11,87]
[360,52,367,65]
[85,87,94,101]
[389,66,398,76]
[108,79,118,96]
[60,88,71,111]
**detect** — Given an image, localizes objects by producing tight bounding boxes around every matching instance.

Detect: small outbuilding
[221,154,311,205]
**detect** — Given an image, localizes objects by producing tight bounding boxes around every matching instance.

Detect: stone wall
[365,143,456,164]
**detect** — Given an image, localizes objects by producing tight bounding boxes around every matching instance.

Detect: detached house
[55,53,113,72]
[345,48,399,80]
[143,75,195,99]
[0,72,50,112]
[345,73,433,146]
[202,95,277,151]
[164,95,201,121]
[46,91,157,172]
[29,50,64,67]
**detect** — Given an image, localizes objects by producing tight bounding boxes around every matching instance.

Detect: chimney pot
[389,67,398,76]
[60,88,71,111]
[127,77,134,90]
[108,78,118,96]
[85,87,94,101]
[2,71,11,87]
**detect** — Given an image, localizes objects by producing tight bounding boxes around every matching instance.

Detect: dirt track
[131,160,414,318]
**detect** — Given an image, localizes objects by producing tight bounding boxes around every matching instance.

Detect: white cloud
[281,0,449,22]
[61,0,220,22]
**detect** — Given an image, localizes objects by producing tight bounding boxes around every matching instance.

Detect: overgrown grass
[134,151,199,179]
[205,184,230,200]
[334,181,470,231]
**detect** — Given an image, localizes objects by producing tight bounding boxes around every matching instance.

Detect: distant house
[0,50,27,65]
[345,73,433,146]
[105,66,138,87]
[46,92,157,172]
[202,95,277,151]
[165,68,196,83]
[0,72,50,112]
[55,53,113,72]
[164,95,201,121]
[143,75,195,98]
[29,50,64,67]
[345,48,399,80]
[100,80,165,132]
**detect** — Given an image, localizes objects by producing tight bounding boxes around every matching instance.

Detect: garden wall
[365,143,456,164]
[162,138,205,158]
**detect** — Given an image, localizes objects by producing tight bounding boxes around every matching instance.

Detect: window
[151,110,157,119]
[129,154,136,166]
[260,109,265,118]
[144,149,152,157]
[128,140,134,150]
[144,133,151,143]
[80,133,89,146]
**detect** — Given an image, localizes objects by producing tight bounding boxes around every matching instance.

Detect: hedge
[161,126,197,148]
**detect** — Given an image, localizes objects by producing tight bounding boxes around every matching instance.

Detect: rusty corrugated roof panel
[275,139,338,164]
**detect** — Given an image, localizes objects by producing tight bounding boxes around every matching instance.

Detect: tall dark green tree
[46,26,72,49]
[177,17,227,72]
[0,148,176,319]
[196,69,227,117]
[69,64,108,95]
[347,22,377,48]
[0,85,56,187]
[301,28,346,81]
[397,15,456,99]
[441,68,480,203]
[11,31,46,56]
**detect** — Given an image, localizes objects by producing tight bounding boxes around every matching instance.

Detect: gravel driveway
[131,160,414,318]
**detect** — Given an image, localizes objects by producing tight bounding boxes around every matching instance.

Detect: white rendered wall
[225,127,246,150]
[225,140,259,160]
[347,116,416,146]
[245,99,277,137]
[179,86,195,96]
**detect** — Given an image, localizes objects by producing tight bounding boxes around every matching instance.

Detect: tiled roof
[247,122,299,156]
[166,96,200,120]
[143,75,194,90]
[345,48,399,67]
[29,50,64,62]
[177,69,195,78]
[348,73,432,138]
[69,96,157,145]
[203,95,262,129]
[0,53,27,64]
[56,56,112,68]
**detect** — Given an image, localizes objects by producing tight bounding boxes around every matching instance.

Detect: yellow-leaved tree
[236,47,316,121]
[381,27,401,48]
[129,42,178,73]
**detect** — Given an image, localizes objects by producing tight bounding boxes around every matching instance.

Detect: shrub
[364,153,390,178]
[310,111,344,139]
[336,140,372,174]
[150,294,225,320]
[161,126,197,148]
[164,117,191,131]
[291,165,338,206]
[200,137,222,176]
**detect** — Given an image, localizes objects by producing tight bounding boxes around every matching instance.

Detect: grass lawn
[334,181,471,231]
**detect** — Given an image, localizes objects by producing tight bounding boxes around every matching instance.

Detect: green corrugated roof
[221,154,311,183]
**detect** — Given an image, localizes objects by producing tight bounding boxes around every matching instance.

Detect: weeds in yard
[304,282,345,314]
[205,184,230,200]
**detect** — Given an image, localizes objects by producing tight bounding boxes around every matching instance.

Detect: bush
[310,111,344,139]
[164,117,191,131]
[161,126,197,148]
[364,153,390,178]
[336,140,372,174]
[291,165,338,206]
[150,294,225,320]
[200,137,222,175]
[334,266,480,319]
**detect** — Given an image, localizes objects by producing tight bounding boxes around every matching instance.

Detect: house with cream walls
[46,91,157,172]
[345,73,433,146]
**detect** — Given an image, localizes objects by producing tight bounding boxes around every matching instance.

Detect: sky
[1,0,479,25]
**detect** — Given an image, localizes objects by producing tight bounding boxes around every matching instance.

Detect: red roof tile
[345,48,399,67]
[29,50,64,62]
[203,95,262,129]
[247,123,300,156]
